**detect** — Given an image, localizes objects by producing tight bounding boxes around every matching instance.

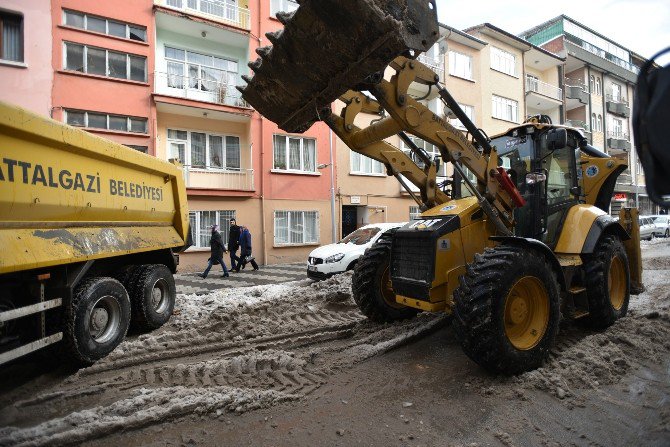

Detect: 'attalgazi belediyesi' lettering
[0,157,163,201]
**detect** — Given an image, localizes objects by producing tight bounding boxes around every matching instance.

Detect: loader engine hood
[390,216,460,301]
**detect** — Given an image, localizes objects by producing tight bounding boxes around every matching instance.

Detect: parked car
[307,222,405,280]
[639,216,657,240]
[651,215,670,238]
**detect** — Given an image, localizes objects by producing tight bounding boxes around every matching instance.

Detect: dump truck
[239,0,644,374]
[0,102,191,367]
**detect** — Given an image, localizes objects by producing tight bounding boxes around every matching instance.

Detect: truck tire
[583,235,630,328]
[65,277,131,366]
[128,264,176,331]
[453,244,560,375]
[352,237,418,323]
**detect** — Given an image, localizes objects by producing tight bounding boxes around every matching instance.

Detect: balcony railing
[565,119,590,132]
[565,33,639,75]
[525,75,562,101]
[156,0,250,30]
[605,94,628,105]
[154,72,250,108]
[564,77,588,92]
[607,131,629,141]
[417,54,445,81]
[183,166,254,191]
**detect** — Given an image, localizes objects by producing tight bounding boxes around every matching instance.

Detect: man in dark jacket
[236,226,259,271]
[228,218,241,272]
[199,224,229,278]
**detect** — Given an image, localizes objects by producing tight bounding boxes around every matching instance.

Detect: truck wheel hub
[504,276,549,350]
[89,295,120,343]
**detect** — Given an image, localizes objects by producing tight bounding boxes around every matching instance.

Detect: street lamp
[318,129,337,243]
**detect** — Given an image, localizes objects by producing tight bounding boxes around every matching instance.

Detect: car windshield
[652,216,667,224]
[338,227,381,245]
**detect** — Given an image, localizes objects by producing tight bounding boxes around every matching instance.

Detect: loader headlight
[325,253,345,263]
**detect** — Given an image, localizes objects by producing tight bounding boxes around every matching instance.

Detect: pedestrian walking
[198,224,229,278]
[236,225,259,271]
[228,218,241,272]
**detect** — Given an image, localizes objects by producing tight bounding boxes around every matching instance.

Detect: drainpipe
[328,129,337,243]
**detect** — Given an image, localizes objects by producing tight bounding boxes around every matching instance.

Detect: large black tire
[127,264,176,331]
[583,235,630,329]
[453,245,561,375]
[352,237,418,323]
[65,277,131,366]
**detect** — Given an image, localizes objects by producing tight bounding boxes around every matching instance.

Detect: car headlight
[324,253,345,263]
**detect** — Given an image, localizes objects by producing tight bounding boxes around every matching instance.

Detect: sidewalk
[175,263,307,295]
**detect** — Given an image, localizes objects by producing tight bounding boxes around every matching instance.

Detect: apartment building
[521,15,655,215]
[0,0,53,115]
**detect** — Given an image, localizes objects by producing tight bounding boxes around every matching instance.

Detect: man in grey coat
[199,224,229,278]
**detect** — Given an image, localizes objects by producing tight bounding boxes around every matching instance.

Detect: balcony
[605,94,630,118]
[155,0,250,30]
[183,166,254,191]
[154,72,250,108]
[417,54,445,81]
[525,75,562,113]
[565,119,592,142]
[607,131,631,152]
[564,77,589,108]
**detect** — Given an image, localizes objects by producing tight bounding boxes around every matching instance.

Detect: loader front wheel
[352,237,418,323]
[453,244,560,375]
[65,277,131,367]
[583,235,630,328]
[128,264,176,332]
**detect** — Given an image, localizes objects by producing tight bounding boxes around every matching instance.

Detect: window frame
[272,134,317,173]
[490,46,516,77]
[409,206,421,221]
[273,210,320,246]
[448,50,473,80]
[167,127,241,171]
[448,103,475,130]
[491,95,519,123]
[0,10,24,63]
[164,45,239,94]
[270,0,299,17]
[62,9,147,42]
[65,109,148,134]
[188,210,236,250]
[63,41,147,82]
[350,151,385,176]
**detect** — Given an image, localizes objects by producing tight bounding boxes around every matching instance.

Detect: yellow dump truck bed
[0,102,189,275]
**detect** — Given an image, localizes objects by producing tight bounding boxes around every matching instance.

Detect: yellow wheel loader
[239,0,643,374]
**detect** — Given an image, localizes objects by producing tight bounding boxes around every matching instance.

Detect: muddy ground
[1,240,669,446]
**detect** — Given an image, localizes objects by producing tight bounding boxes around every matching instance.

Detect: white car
[307,222,405,280]
[650,215,670,238]
[639,216,657,241]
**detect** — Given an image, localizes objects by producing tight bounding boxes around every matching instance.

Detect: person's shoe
[222,273,230,277]
[253,267,259,271]
[198,273,206,278]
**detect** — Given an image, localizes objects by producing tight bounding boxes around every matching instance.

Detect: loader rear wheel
[583,235,630,328]
[127,264,176,332]
[453,244,560,375]
[65,277,131,367]
[352,237,418,323]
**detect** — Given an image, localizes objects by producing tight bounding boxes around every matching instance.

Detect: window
[165,46,238,98]
[63,10,147,42]
[273,135,316,172]
[612,118,623,137]
[0,11,23,62]
[401,135,448,177]
[589,75,595,93]
[274,211,319,245]
[189,210,236,249]
[611,83,622,102]
[490,47,516,76]
[270,0,299,16]
[125,145,148,153]
[64,42,147,82]
[595,77,601,96]
[492,95,518,122]
[409,206,421,220]
[448,103,475,130]
[65,110,148,133]
[591,113,597,131]
[597,114,603,132]
[350,152,384,175]
[167,129,240,170]
[448,51,472,80]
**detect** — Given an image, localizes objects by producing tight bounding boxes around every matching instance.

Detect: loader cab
[493,126,580,247]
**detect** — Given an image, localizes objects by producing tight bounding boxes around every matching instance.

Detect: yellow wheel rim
[608,255,626,310]
[380,265,402,309]
[504,276,550,350]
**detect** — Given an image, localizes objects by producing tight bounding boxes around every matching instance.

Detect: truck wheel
[583,235,630,328]
[128,264,176,331]
[453,244,560,375]
[65,277,131,366]
[352,237,418,323]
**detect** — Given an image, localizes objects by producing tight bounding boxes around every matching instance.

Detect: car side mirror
[526,172,547,185]
[546,128,568,151]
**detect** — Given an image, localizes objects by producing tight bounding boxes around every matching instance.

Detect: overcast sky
[436,0,670,61]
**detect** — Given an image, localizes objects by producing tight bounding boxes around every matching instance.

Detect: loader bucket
[238,0,440,133]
